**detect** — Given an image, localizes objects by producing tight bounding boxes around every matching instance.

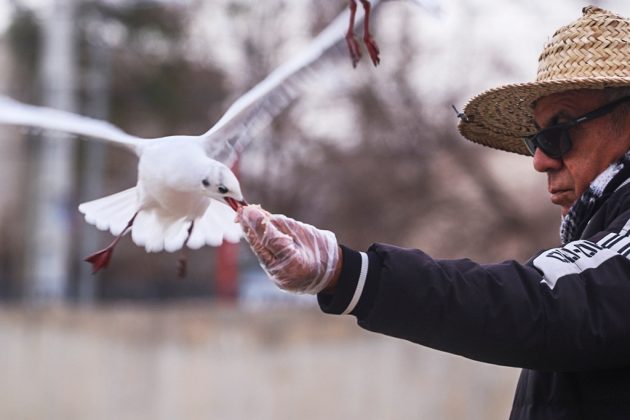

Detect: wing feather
[0,95,144,151]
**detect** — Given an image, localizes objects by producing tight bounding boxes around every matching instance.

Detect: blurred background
[0,0,628,418]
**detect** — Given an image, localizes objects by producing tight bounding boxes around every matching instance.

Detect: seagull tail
[79,190,242,253]
[78,187,139,237]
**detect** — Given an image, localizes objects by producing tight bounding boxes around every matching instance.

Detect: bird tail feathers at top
[78,187,139,237]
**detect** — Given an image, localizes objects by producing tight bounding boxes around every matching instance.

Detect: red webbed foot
[84,247,114,274]
[346,34,362,68]
[83,211,138,274]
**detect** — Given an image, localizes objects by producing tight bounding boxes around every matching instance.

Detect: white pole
[77,9,111,302]
[25,0,78,301]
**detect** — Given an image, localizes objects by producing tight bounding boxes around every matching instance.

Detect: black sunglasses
[523,95,630,159]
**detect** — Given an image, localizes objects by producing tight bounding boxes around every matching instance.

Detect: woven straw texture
[458,6,630,155]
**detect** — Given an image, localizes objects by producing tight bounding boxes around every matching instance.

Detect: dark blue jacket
[319,181,630,420]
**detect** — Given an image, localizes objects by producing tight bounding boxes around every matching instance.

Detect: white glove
[236,205,340,294]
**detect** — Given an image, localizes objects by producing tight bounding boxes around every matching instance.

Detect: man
[236,6,630,420]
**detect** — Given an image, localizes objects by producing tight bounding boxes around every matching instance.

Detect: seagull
[345,0,441,67]
[0,5,371,276]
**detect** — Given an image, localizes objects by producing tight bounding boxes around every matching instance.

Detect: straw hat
[458,6,630,155]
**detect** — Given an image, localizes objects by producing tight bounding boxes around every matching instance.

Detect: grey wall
[0,304,519,420]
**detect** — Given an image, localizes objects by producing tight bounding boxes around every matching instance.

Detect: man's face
[532,89,630,216]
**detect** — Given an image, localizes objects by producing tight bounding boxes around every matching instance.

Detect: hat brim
[458,77,630,155]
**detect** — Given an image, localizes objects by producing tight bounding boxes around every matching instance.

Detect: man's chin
[550,191,575,215]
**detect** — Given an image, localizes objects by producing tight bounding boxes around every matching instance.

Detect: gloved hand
[236,205,341,294]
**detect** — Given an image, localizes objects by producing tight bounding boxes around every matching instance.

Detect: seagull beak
[225,197,248,211]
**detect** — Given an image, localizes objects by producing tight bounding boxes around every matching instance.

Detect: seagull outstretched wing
[199,3,378,167]
[0,95,143,151]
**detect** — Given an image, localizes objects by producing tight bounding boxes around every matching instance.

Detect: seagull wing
[0,95,144,152]
[199,2,382,167]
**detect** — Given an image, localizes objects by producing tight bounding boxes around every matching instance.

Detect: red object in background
[216,240,239,300]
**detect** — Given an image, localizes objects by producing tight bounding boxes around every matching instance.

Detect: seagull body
[80,136,242,253]
[80,135,245,275]
[0,4,366,274]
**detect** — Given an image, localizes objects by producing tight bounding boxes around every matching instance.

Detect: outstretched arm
[237,203,630,372]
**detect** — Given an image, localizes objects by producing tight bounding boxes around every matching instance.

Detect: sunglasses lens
[527,127,572,159]
[538,127,564,158]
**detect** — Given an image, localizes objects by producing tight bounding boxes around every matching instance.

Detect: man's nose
[532,147,563,172]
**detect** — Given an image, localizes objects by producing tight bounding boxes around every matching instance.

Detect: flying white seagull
[0,5,377,276]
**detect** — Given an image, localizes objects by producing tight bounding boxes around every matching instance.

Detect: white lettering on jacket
[533,238,625,289]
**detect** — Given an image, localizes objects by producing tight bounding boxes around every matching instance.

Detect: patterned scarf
[560,151,630,244]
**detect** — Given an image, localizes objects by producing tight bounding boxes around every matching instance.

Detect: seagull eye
[202,179,210,187]
[218,185,229,194]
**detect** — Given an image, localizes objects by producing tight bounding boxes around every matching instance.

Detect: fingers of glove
[267,215,322,253]
[237,206,273,264]
[271,215,337,266]
[237,206,302,268]
[265,222,340,294]
[268,214,304,237]
[239,207,318,252]
[263,215,340,292]
[237,205,270,240]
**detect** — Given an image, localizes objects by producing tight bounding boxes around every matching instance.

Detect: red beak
[225,197,248,211]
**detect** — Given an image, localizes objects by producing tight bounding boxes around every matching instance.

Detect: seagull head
[202,162,247,211]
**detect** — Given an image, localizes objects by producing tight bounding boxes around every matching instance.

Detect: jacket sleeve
[318,209,630,372]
